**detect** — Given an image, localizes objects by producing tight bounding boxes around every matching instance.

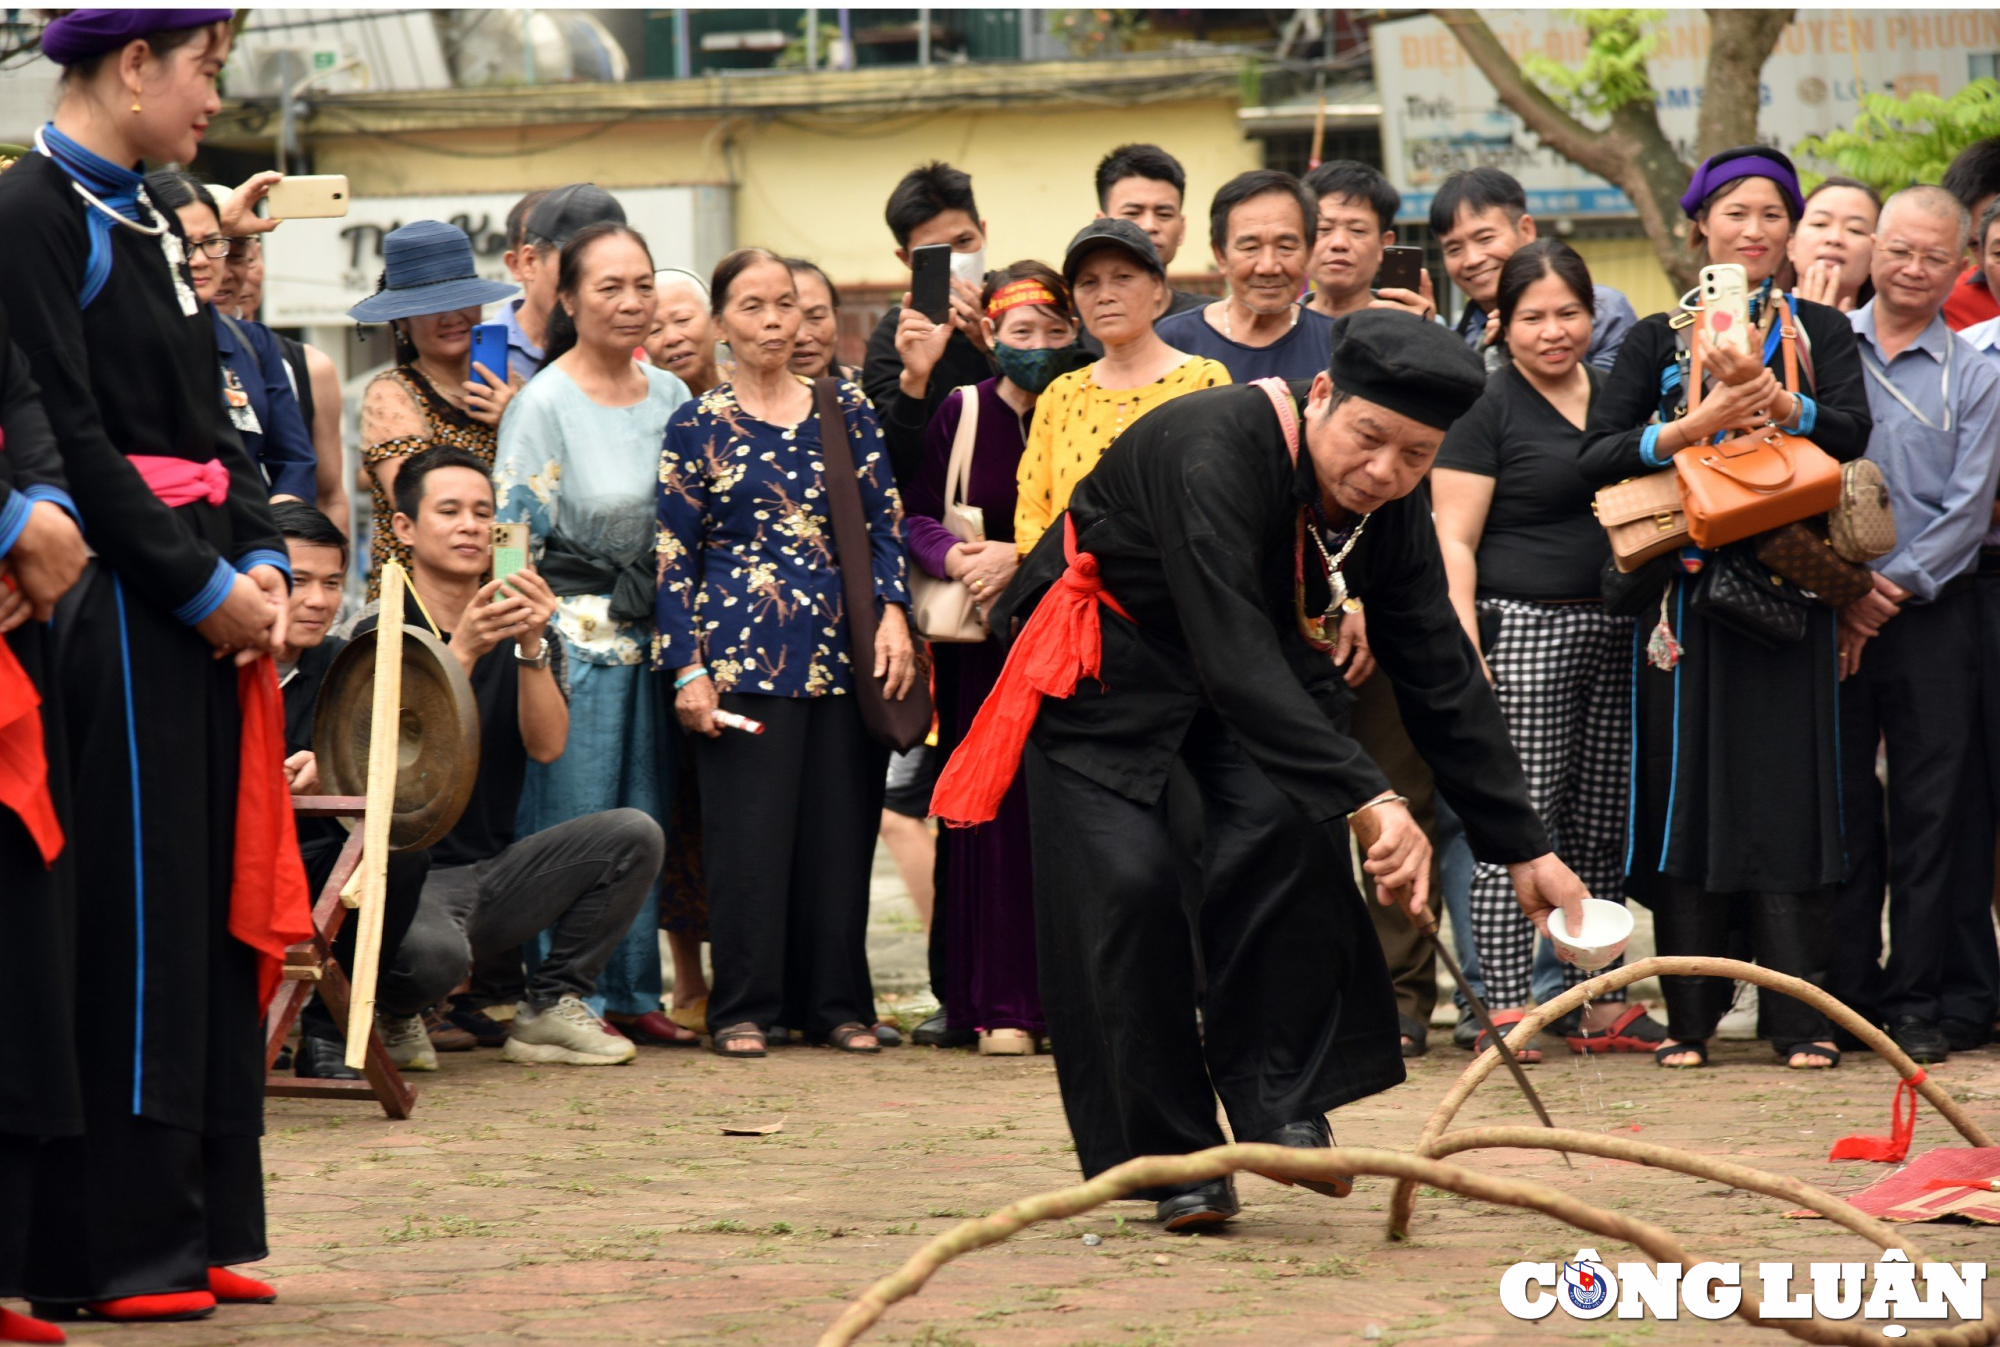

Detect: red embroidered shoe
[79,1291,216,1321]
[207,1267,277,1304]
[0,1307,65,1343]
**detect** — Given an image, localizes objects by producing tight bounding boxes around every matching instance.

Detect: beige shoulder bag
[909,386,991,643]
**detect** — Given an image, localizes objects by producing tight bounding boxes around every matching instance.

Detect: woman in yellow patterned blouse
[1014,218,1231,555]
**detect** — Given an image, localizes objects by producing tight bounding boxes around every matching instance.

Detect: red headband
[986,278,1063,319]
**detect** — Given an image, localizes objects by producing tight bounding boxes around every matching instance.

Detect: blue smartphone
[470,323,509,387]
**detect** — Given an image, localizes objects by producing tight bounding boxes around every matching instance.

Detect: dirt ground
[54,860,2000,1346]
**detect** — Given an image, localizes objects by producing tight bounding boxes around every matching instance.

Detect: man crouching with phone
[346,446,665,1068]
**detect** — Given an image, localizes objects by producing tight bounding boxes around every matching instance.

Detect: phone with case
[264,174,350,220]
[1698,263,1751,355]
[490,522,528,597]
[1374,245,1426,294]
[470,323,509,388]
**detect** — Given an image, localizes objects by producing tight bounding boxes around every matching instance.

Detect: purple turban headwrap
[40,9,234,67]
[1679,147,1805,219]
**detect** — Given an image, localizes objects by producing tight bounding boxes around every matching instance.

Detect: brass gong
[314,624,480,851]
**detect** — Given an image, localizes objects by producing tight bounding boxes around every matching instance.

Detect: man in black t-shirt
[272,502,430,1080]
[349,450,664,1068]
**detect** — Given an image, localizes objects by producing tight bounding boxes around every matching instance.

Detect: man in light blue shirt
[1831,186,2000,1065]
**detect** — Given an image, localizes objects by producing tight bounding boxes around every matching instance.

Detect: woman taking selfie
[1014,219,1227,556]
[655,248,914,1061]
[0,8,300,1325]
[908,261,1077,1056]
[143,170,318,505]
[1787,177,1881,314]
[1432,240,1662,1059]
[351,220,522,594]
[644,268,724,395]
[1578,147,1873,1073]
[494,223,694,1042]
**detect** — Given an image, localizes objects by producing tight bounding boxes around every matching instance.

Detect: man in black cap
[933,310,1588,1231]
[504,183,628,379]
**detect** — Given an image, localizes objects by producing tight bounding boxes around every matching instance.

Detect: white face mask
[950,245,987,288]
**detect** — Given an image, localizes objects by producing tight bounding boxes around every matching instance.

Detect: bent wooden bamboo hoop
[344,562,405,1070]
[1388,956,1993,1241]
[816,1141,1997,1347]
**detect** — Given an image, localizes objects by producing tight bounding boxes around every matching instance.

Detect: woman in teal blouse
[655,247,914,1058]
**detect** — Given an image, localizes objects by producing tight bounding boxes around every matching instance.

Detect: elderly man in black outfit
[934,310,1588,1230]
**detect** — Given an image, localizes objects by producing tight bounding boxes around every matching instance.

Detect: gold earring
[130,94,142,113]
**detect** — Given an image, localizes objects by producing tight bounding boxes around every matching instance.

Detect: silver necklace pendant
[158,221,198,316]
[1327,569,1347,609]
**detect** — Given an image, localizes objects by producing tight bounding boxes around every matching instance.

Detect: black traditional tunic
[0,147,285,1302]
[1577,301,1872,895]
[0,322,82,1300]
[996,380,1547,1190]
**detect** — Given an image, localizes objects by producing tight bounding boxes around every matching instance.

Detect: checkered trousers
[1467,598,1634,1010]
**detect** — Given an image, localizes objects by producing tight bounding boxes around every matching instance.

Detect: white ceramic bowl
[1547,898,1634,971]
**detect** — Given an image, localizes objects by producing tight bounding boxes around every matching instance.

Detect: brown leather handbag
[1828,457,1897,563]
[1673,296,1842,549]
[1752,517,1873,606]
[813,377,935,753]
[1594,469,1688,572]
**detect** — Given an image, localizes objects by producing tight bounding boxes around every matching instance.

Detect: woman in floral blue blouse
[654,247,916,1059]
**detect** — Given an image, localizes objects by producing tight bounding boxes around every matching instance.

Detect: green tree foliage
[1795,79,2000,195]
[1520,9,1666,118]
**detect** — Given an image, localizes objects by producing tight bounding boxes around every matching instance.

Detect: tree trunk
[1696,9,1794,162]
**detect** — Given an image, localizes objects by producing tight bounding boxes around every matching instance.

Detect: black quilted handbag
[1690,546,1810,647]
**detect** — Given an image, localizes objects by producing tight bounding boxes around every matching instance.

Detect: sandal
[1567,1004,1668,1055]
[1776,1040,1841,1069]
[1472,1008,1542,1065]
[979,1028,1035,1056]
[1397,1013,1429,1059]
[711,1022,767,1058]
[828,1022,881,1054]
[1653,1039,1709,1068]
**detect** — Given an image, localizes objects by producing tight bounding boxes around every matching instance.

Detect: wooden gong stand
[261,797,416,1119]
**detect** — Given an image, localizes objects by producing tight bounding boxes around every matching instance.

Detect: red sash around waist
[129,454,229,508]
[930,514,1131,828]
[0,629,61,866]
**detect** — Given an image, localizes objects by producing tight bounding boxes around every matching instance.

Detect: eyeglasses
[1879,243,1960,275]
[225,236,263,260]
[186,234,233,259]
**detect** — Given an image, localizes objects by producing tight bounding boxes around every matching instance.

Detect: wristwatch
[515,639,552,670]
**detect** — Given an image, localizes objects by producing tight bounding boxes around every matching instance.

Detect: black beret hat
[1325,311,1486,432]
[525,183,628,248]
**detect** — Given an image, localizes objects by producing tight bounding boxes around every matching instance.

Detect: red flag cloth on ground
[0,634,61,864]
[1787,1147,2000,1223]
[929,514,1131,828]
[232,655,312,1011]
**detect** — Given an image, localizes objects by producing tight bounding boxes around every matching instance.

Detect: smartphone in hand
[910,244,952,324]
[491,522,528,597]
[470,323,510,387]
[265,174,350,220]
[1374,245,1426,295]
[1698,263,1751,355]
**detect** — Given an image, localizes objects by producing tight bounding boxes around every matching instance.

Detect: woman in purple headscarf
[0,9,295,1334]
[1576,148,1873,1074]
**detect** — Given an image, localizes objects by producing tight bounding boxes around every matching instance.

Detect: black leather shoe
[1453,1008,1482,1051]
[1888,1016,1950,1064]
[294,1035,362,1080]
[1246,1116,1352,1198]
[1939,1017,1990,1053]
[911,1012,974,1049]
[1156,1177,1238,1232]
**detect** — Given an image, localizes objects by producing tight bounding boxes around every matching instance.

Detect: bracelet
[1347,790,1408,821]
[673,667,709,690]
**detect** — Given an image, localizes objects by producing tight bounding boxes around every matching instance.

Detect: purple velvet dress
[907,379,1043,1035]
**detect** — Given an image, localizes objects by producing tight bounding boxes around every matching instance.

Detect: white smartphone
[265,174,350,221]
[1697,263,1751,355]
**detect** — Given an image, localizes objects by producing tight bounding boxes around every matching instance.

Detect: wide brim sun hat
[347,219,519,323]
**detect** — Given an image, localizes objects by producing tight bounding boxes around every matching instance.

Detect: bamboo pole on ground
[344,562,405,1069]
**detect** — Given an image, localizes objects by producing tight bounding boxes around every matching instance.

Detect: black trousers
[297,837,428,1043]
[1025,711,1404,1200]
[1832,586,1998,1028]
[0,1136,31,1298]
[1647,879,1833,1046]
[698,693,886,1037]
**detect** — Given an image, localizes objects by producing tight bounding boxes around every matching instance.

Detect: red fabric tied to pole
[232,656,313,1012]
[1829,1069,1926,1163]
[0,635,61,865]
[931,515,1131,828]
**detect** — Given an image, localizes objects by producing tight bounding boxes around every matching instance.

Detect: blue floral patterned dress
[653,378,908,690]
[494,362,690,1017]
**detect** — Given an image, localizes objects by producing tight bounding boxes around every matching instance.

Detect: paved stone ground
[53,852,2000,1346]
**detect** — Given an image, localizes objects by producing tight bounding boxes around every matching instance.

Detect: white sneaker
[379,1012,438,1071]
[502,997,637,1066]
